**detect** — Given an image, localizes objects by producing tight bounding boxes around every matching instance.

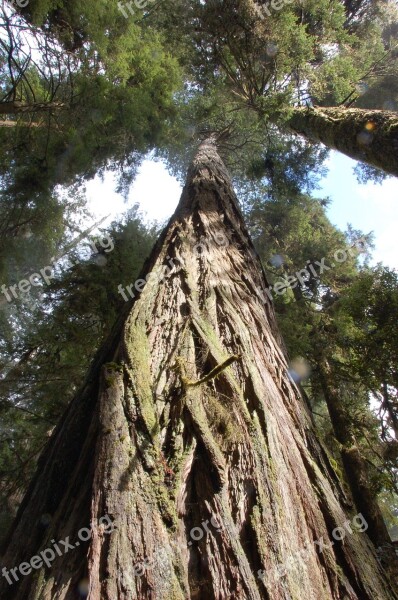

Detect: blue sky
[319,152,397,268]
[86,152,397,269]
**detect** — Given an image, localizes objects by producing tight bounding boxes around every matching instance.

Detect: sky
[86,161,181,228]
[319,153,398,269]
[86,152,398,270]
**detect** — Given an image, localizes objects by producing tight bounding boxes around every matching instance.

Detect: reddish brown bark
[0,140,396,599]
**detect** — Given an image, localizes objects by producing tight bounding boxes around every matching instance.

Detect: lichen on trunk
[288,106,398,177]
[0,139,396,600]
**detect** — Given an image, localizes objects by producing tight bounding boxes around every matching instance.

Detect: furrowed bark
[288,106,398,178]
[0,139,396,600]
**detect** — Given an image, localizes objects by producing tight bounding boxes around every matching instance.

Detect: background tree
[339,266,398,442]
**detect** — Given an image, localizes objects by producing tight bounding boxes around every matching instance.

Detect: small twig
[175,354,241,389]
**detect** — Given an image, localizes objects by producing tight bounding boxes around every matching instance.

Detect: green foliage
[354,163,390,184]
[182,0,384,116]
[0,4,182,283]
[336,266,398,441]
[338,3,398,113]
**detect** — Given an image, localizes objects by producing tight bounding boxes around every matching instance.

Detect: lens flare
[288,357,311,383]
[357,131,373,146]
[78,578,89,597]
[266,42,278,57]
[269,254,284,268]
[364,121,376,131]
[94,254,107,266]
[40,513,52,527]
[355,82,369,96]
[382,100,397,111]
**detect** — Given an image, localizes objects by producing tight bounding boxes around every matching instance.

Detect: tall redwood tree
[0,140,396,599]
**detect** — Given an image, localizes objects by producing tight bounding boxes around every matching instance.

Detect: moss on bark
[288,106,398,177]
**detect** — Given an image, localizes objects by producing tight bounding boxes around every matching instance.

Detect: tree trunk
[1,139,396,600]
[0,101,65,114]
[317,358,398,582]
[381,381,398,440]
[288,106,398,177]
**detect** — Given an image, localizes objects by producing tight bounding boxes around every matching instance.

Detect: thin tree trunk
[288,106,398,177]
[0,140,396,600]
[317,359,398,582]
[381,381,398,440]
[0,101,65,114]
